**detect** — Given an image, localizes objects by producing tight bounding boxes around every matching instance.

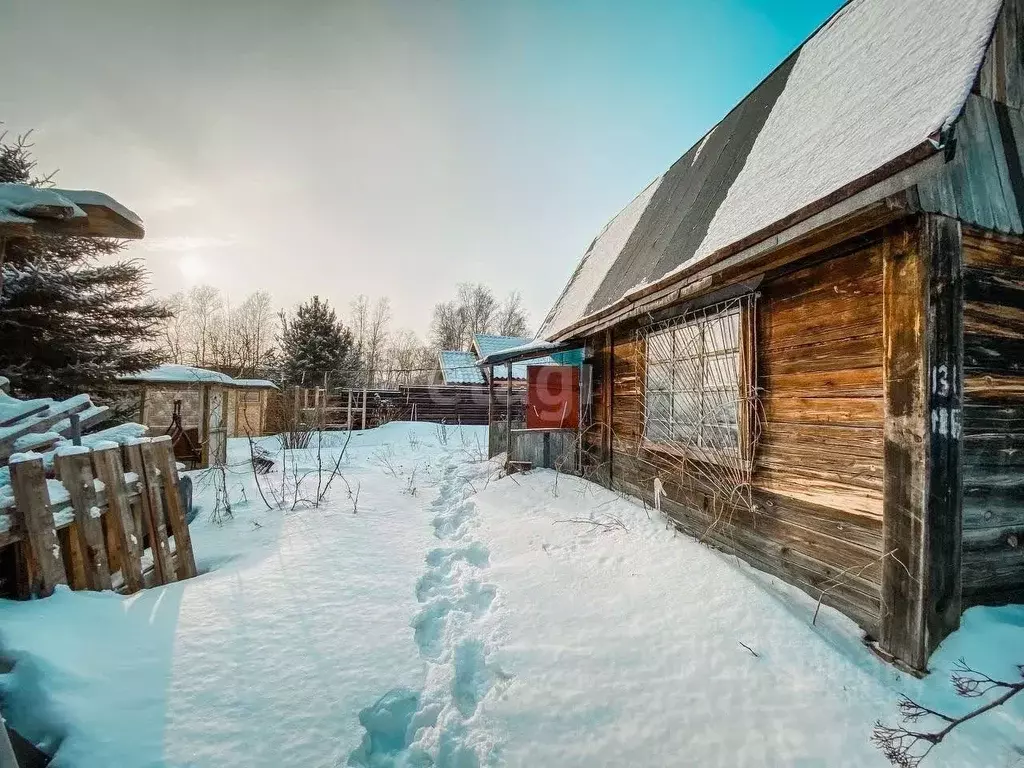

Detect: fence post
[487,366,494,425]
[56,450,112,591]
[92,445,144,593]
[505,374,513,463]
[149,436,197,579]
[361,386,368,430]
[9,455,66,597]
[347,390,353,430]
[68,412,82,446]
[126,440,175,586]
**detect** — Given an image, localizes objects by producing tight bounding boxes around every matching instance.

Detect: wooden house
[486,0,1024,672]
[434,350,487,386]
[434,336,560,387]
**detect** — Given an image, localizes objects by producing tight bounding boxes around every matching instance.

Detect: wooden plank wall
[327,385,527,428]
[269,386,528,432]
[960,227,1024,606]
[587,236,888,636]
[509,430,578,472]
[758,241,885,519]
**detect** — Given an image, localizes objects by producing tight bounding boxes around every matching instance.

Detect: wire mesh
[634,294,762,530]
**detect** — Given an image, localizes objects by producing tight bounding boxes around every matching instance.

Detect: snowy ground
[0,423,1021,767]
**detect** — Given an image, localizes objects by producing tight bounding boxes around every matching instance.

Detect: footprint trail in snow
[348,455,508,767]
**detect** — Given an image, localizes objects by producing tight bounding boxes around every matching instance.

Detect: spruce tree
[278,295,354,386]
[0,133,169,401]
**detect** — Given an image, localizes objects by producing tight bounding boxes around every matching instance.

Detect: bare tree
[384,329,431,386]
[429,282,506,350]
[458,282,497,341]
[188,284,222,366]
[349,294,369,366]
[349,294,391,386]
[365,297,391,387]
[161,291,190,364]
[872,658,1024,767]
[430,299,466,351]
[233,290,277,376]
[157,285,278,374]
[495,290,530,336]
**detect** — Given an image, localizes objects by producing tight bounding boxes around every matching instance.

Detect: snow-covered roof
[121,366,280,389]
[231,379,279,390]
[438,350,486,385]
[120,364,235,386]
[538,0,1003,340]
[0,182,145,239]
[472,335,558,380]
[59,189,144,229]
[0,183,87,220]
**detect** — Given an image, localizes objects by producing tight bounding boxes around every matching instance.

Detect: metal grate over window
[637,295,758,467]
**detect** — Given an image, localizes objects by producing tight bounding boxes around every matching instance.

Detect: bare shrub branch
[872,659,1024,767]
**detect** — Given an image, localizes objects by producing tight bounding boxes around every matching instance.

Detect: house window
[641,297,754,461]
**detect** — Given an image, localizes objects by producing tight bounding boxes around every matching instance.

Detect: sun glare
[178,253,209,282]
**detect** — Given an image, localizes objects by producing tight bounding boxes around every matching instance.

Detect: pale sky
[0,0,842,335]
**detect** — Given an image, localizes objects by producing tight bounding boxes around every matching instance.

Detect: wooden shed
[121,365,234,468]
[225,379,279,438]
[122,367,279,466]
[495,0,1024,673]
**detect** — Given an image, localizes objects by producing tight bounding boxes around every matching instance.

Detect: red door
[526,365,579,429]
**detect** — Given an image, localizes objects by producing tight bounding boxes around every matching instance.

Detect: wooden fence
[268,385,528,431]
[1,435,196,599]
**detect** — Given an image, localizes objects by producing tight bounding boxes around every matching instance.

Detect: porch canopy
[476,338,578,369]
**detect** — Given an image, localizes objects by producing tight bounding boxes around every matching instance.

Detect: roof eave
[478,341,578,367]
[547,140,942,343]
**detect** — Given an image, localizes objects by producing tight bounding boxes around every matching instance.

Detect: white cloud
[140,235,237,253]
[147,194,200,212]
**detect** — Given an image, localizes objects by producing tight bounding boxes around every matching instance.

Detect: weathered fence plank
[92,445,144,593]
[149,437,197,580]
[56,450,113,591]
[127,441,175,585]
[60,524,88,589]
[9,456,66,596]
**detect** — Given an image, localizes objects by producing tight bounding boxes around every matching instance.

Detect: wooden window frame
[637,295,758,470]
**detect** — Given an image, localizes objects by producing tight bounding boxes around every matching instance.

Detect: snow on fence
[1,436,196,598]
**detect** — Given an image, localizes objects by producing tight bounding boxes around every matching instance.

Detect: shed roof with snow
[537,0,1004,341]
[120,364,235,386]
[120,366,279,390]
[437,351,486,385]
[231,379,280,390]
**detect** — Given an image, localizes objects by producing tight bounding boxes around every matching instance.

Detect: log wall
[960,227,1024,607]
[588,235,887,636]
